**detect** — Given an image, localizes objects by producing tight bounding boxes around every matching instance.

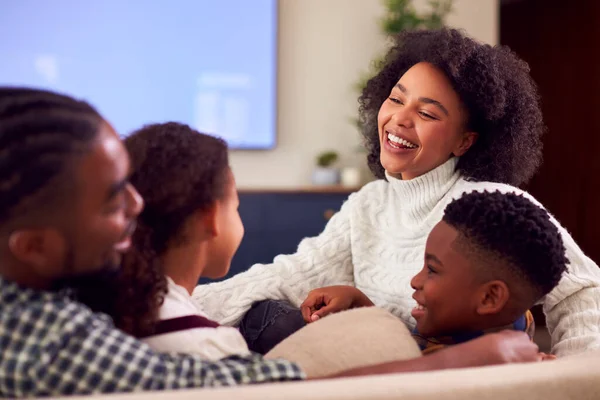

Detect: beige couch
[62,308,600,400]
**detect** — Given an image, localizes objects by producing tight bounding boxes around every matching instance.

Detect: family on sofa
[1,28,599,398]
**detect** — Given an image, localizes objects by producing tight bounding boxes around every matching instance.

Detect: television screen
[0,0,278,149]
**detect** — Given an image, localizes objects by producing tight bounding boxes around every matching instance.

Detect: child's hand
[538,352,557,361]
[300,285,374,323]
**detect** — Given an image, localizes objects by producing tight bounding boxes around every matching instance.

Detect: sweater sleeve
[191,193,357,326]
[542,221,600,357]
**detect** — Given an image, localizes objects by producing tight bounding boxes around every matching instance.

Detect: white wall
[231,0,499,189]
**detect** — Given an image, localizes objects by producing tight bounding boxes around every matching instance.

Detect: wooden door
[501,0,600,264]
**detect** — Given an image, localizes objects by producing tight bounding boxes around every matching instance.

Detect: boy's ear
[475,280,510,316]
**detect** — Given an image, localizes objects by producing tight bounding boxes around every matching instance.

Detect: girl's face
[377,62,477,180]
[202,169,244,279]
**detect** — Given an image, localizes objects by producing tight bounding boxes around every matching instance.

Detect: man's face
[58,122,143,279]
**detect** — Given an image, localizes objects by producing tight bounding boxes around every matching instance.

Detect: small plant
[316,151,339,168]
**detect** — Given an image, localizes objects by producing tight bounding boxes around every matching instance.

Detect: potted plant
[312,150,340,186]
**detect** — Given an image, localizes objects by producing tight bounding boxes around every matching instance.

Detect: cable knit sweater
[192,158,600,356]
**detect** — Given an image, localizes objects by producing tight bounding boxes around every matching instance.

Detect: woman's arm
[542,222,600,356]
[192,193,359,326]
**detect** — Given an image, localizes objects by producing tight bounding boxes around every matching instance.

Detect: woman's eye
[419,111,436,120]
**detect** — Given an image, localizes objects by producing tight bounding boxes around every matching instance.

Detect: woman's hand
[300,285,374,323]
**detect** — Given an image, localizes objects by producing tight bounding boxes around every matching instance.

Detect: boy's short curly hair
[359,28,544,186]
[443,190,568,302]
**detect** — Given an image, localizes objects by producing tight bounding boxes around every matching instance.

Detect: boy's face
[410,220,483,337]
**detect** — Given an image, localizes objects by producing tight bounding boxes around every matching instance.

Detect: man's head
[410,190,568,337]
[0,87,143,290]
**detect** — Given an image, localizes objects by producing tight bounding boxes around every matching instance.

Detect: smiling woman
[193,28,600,358]
[378,62,477,181]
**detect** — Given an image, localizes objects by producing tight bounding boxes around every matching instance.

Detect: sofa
[60,308,600,400]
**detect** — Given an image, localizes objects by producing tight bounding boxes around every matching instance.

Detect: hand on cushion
[301,285,374,323]
[539,352,557,361]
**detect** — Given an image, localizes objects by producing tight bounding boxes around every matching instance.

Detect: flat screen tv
[0,0,278,149]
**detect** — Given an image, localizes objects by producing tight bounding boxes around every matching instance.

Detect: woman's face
[377,62,477,180]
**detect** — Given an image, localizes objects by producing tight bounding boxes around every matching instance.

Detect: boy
[410,190,567,354]
[303,191,567,357]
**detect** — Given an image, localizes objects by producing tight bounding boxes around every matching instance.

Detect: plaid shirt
[0,276,305,398]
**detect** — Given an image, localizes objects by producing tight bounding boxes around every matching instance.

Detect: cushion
[265,307,422,378]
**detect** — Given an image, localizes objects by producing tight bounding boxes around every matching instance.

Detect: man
[0,88,539,397]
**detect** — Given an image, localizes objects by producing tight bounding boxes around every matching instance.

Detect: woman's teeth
[387,132,418,149]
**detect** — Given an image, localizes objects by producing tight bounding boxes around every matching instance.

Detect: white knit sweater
[192,158,600,356]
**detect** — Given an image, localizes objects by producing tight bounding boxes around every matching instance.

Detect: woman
[192,28,600,357]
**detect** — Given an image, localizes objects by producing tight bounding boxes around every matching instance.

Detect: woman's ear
[475,280,510,316]
[453,131,478,157]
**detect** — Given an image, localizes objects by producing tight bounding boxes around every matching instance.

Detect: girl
[103,122,249,360]
[192,28,600,357]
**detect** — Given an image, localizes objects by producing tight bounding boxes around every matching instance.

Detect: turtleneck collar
[384,157,461,224]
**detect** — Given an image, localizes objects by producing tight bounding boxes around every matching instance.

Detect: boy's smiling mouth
[411,295,428,320]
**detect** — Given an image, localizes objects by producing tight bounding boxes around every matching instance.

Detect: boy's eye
[427,265,437,275]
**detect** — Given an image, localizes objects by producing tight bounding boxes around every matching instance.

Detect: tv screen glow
[0,0,278,149]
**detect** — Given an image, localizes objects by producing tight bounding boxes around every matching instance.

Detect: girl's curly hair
[98,122,229,337]
[359,28,544,186]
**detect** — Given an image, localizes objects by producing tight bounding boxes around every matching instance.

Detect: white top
[192,157,600,357]
[142,277,250,360]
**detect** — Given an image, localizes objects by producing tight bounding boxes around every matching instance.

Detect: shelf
[237,185,361,194]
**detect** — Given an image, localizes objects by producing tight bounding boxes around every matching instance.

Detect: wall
[231,0,499,189]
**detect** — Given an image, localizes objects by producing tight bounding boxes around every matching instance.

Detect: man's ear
[475,280,510,316]
[453,131,478,157]
[8,229,65,277]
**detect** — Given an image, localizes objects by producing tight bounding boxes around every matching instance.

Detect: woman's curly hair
[359,28,544,186]
[105,122,229,337]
